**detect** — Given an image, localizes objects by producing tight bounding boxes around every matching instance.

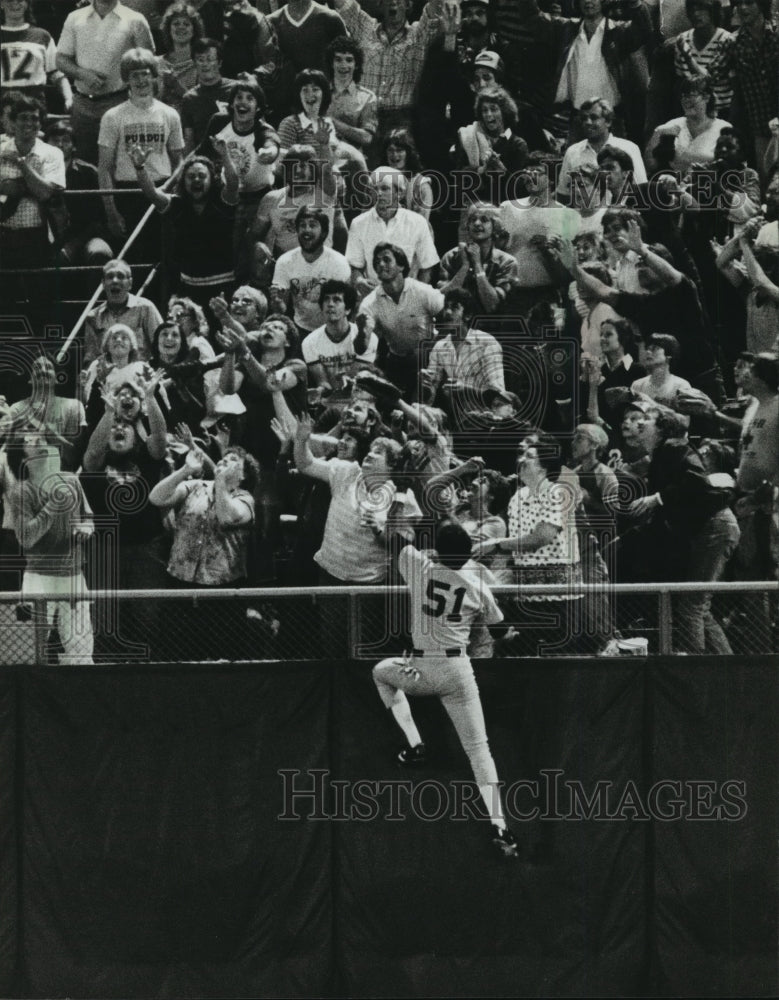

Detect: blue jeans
[675,509,740,654]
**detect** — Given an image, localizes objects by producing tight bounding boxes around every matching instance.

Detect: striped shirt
[337,0,444,113]
[673,28,735,115]
[315,459,421,582]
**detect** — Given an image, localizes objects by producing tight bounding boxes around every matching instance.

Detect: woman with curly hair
[157,1,205,112]
[325,34,378,154]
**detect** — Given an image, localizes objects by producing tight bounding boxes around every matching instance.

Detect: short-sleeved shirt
[98,99,184,183]
[256,186,337,257]
[558,134,646,197]
[439,245,518,305]
[0,136,64,230]
[301,323,378,391]
[346,206,440,282]
[1,24,57,99]
[4,397,86,471]
[499,198,581,288]
[314,459,421,582]
[427,329,505,392]
[359,279,445,357]
[166,479,254,585]
[83,293,163,365]
[204,113,279,193]
[507,476,581,598]
[272,246,351,332]
[399,544,503,654]
[57,2,155,97]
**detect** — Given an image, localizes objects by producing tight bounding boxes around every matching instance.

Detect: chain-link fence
[0,582,776,666]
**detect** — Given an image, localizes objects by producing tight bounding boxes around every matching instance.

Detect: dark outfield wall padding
[334,659,648,998]
[652,657,778,997]
[20,665,333,999]
[0,675,16,996]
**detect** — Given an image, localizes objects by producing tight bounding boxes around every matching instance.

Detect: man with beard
[270,206,351,336]
[83,259,163,365]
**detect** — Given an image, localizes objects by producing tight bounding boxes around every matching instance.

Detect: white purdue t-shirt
[98,99,184,182]
[399,545,503,654]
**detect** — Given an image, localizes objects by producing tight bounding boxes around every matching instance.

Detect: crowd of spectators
[1,0,779,662]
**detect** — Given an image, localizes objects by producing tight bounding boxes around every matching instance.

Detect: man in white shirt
[302,279,378,394]
[346,167,439,296]
[426,289,504,426]
[557,97,646,200]
[56,0,155,164]
[271,205,352,334]
[97,47,184,243]
[359,243,445,400]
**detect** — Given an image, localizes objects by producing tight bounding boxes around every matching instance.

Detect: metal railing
[1,581,776,666]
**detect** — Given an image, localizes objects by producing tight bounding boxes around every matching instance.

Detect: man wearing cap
[56,0,156,164]
[44,120,113,268]
[557,97,646,202]
[417,0,508,173]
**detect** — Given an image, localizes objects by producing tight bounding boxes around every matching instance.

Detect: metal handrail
[1,581,776,602]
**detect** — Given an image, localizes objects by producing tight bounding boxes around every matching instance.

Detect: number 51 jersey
[398,545,504,654]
